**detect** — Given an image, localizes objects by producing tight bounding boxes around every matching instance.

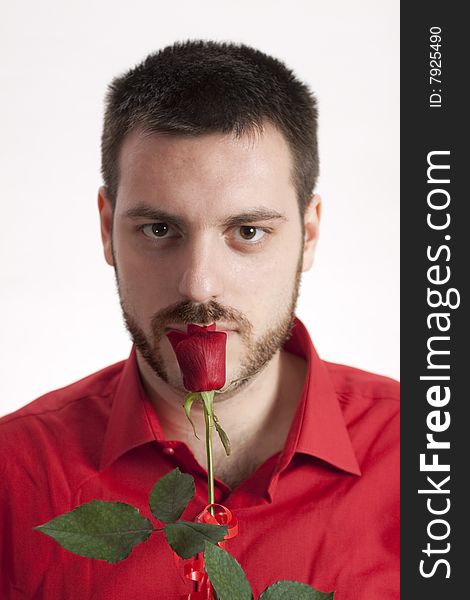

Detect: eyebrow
[123,206,181,227]
[122,205,287,227]
[221,208,287,227]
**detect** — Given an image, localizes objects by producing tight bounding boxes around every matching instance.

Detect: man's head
[101,40,319,217]
[98,40,321,396]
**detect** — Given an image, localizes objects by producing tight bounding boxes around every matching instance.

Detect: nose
[177,234,225,303]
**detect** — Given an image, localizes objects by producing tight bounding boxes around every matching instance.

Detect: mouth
[164,323,238,335]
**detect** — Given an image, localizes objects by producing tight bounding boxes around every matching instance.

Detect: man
[0,41,399,599]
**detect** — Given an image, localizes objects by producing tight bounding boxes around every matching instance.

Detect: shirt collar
[276,318,361,477]
[99,346,163,471]
[100,317,361,478]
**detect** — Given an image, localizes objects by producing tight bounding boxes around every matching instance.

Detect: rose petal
[166,330,227,392]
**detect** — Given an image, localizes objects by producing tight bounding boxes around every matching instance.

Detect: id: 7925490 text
[429,26,442,108]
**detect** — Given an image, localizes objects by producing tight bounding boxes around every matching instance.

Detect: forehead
[116,122,297,219]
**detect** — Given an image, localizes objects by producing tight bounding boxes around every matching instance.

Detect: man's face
[99,122,319,396]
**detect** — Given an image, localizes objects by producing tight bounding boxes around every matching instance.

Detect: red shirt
[0,318,399,599]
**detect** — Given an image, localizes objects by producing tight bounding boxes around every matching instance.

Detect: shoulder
[322,360,400,400]
[323,360,399,466]
[323,360,399,404]
[0,360,125,468]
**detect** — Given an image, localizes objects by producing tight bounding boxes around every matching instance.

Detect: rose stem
[203,400,215,515]
[200,392,220,599]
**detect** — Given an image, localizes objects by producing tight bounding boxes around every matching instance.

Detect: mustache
[150,300,252,340]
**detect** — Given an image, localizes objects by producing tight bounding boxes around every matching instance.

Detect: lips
[165,323,236,335]
[187,323,216,332]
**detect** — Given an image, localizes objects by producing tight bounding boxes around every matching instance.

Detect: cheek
[229,244,300,324]
[114,238,177,312]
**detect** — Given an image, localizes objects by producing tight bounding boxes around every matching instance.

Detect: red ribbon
[177,504,238,599]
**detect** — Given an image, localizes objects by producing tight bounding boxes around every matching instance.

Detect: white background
[0,0,399,417]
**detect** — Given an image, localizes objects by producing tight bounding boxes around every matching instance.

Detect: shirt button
[163,447,175,455]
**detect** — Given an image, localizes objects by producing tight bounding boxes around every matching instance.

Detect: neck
[136,348,307,488]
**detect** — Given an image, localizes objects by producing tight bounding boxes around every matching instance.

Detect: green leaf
[183,393,200,439]
[214,414,231,456]
[164,521,227,560]
[149,467,195,523]
[34,500,153,563]
[204,541,253,600]
[259,581,334,599]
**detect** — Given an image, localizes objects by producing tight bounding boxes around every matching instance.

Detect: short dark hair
[101,40,319,214]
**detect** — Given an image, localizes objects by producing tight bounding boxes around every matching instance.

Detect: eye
[234,226,266,243]
[141,222,178,240]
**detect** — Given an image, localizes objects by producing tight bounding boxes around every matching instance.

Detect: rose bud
[166,325,227,392]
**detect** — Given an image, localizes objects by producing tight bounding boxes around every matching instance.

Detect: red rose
[166,324,227,392]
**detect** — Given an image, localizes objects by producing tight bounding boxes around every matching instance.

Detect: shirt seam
[142,396,162,440]
[0,390,116,428]
[336,392,400,403]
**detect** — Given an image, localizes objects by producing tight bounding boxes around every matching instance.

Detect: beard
[115,254,303,398]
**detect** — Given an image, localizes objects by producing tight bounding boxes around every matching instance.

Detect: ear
[301,193,322,272]
[98,186,115,266]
